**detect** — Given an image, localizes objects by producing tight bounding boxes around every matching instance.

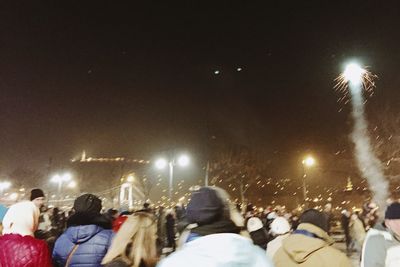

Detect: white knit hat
[270,216,290,235]
[247,217,264,233]
[2,201,40,236]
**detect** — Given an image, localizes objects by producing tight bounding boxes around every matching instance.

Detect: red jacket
[0,233,52,267]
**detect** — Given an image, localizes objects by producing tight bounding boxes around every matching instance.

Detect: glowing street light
[302,156,315,167]
[155,154,190,200]
[177,155,190,167]
[302,156,316,205]
[155,159,168,169]
[51,172,73,204]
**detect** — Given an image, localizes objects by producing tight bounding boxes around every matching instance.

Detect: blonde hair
[102,212,158,267]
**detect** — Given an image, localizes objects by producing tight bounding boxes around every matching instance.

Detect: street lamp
[302,156,315,205]
[155,154,190,201]
[51,172,73,204]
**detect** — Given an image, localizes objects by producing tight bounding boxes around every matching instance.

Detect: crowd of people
[1,186,400,266]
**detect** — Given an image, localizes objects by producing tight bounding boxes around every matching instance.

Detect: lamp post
[51,172,72,205]
[302,156,315,205]
[155,154,190,201]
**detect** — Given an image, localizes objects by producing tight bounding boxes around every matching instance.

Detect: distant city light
[214,70,220,75]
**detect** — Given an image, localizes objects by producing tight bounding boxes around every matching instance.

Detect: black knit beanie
[30,188,45,201]
[73,194,102,214]
[300,209,329,232]
[385,202,400,219]
[186,187,224,225]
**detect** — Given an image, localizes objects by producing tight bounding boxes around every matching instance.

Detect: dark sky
[1,1,400,174]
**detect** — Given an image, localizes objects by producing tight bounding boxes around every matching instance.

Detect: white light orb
[344,63,365,85]
[178,155,190,167]
[155,158,167,169]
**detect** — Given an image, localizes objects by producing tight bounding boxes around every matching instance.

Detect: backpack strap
[65,244,79,267]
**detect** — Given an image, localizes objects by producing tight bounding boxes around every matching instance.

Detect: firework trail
[336,63,388,212]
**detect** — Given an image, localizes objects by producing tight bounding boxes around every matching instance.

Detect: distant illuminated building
[70,151,149,209]
[345,177,354,192]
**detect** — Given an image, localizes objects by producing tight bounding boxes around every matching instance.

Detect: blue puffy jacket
[53,224,114,267]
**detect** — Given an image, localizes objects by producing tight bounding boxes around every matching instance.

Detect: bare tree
[209,145,264,204]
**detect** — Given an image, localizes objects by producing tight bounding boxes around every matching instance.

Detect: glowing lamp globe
[155,158,167,169]
[303,156,315,167]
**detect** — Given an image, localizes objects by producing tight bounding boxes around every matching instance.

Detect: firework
[334,63,377,104]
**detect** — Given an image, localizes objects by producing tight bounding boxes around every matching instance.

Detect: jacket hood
[160,233,273,267]
[2,201,39,236]
[66,224,104,244]
[282,223,333,263]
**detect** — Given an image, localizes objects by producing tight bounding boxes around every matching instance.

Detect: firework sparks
[335,62,388,214]
[334,64,377,105]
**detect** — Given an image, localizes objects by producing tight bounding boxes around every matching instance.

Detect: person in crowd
[113,213,129,232]
[361,202,400,267]
[273,209,351,267]
[247,216,269,250]
[157,186,274,267]
[165,209,176,251]
[107,208,120,221]
[290,214,300,230]
[349,211,365,253]
[102,211,158,267]
[340,209,352,255]
[38,206,52,232]
[156,206,167,249]
[0,201,52,267]
[30,188,46,209]
[323,203,334,234]
[267,216,291,258]
[52,193,114,267]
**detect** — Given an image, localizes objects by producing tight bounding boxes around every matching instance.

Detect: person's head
[107,208,119,219]
[186,187,224,225]
[270,216,291,236]
[186,186,243,229]
[385,202,400,237]
[30,188,45,208]
[300,209,329,232]
[2,201,40,236]
[247,217,264,233]
[73,193,102,215]
[102,212,157,267]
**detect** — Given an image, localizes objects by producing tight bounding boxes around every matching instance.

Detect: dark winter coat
[52,213,114,267]
[0,233,52,267]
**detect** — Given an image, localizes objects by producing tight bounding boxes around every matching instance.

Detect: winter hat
[186,187,224,225]
[247,217,264,233]
[267,211,278,220]
[270,216,291,235]
[73,193,102,214]
[385,202,400,219]
[2,201,39,236]
[300,209,328,232]
[30,188,45,201]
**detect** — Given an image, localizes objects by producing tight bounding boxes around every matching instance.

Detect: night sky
[1,1,400,179]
